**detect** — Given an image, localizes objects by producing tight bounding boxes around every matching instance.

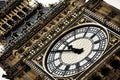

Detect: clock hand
[51,48,84,54]
[51,50,74,53]
[68,45,84,54]
[72,48,84,54]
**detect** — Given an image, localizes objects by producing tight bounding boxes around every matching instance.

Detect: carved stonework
[0,0,120,80]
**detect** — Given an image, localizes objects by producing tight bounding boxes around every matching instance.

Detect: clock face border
[43,23,109,78]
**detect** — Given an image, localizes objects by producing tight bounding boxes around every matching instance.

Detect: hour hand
[68,45,84,54]
[73,48,84,54]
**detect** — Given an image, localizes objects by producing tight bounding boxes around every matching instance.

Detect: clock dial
[43,24,109,77]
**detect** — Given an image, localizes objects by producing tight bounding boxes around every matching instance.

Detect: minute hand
[51,50,73,53]
[51,48,84,54]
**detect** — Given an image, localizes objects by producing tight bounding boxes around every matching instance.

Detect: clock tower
[0,0,120,80]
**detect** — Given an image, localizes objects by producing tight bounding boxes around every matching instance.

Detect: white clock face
[44,24,109,77]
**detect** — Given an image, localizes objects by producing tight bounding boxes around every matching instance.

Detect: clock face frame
[43,23,109,78]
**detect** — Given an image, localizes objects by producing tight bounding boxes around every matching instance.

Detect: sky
[0,0,120,80]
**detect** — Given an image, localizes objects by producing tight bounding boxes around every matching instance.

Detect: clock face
[43,24,109,77]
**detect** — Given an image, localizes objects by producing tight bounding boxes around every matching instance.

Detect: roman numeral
[65,65,70,71]
[85,57,94,63]
[52,63,63,72]
[57,63,63,68]
[47,58,60,64]
[90,29,101,39]
[76,62,80,68]
[83,27,89,38]
[61,39,69,46]
[63,65,70,76]
[94,40,101,44]
[76,62,80,72]
[94,38,107,44]
[90,34,96,39]
[92,49,104,51]
[74,30,76,40]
